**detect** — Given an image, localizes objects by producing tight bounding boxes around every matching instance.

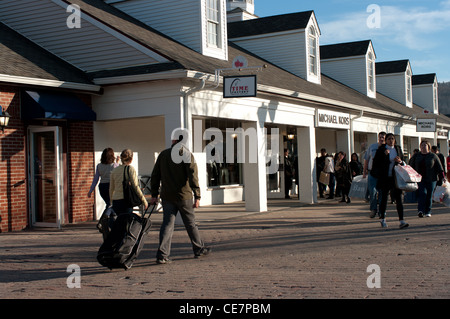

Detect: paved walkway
[1,197,449,303]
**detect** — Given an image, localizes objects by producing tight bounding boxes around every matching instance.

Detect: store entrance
[28,126,64,228]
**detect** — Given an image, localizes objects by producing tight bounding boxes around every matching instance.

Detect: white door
[28,126,64,228]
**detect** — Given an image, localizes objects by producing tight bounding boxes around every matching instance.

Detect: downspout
[350,110,364,153]
[182,78,206,150]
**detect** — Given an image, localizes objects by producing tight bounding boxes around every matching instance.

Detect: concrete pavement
[1,197,449,303]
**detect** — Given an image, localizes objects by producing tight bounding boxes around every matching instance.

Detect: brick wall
[0,86,27,232]
[67,120,95,223]
[0,86,95,232]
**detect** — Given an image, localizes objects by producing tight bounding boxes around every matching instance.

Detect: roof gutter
[0,74,101,93]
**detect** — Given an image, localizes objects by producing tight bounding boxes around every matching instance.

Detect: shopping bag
[433,185,446,203]
[394,165,422,183]
[395,169,418,192]
[433,183,450,207]
[319,171,330,185]
[348,175,368,199]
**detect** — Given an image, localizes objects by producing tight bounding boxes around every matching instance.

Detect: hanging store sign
[416,118,436,132]
[223,75,257,98]
[315,109,350,129]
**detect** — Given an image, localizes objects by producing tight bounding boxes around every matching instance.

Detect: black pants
[379,176,404,220]
[98,182,111,206]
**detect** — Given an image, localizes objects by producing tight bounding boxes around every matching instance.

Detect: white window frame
[406,69,412,103]
[207,0,220,48]
[433,81,438,112]
[367,52,375,92]
[308,26,318,76]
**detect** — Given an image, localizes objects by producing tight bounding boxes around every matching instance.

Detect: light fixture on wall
[0,105,11,133]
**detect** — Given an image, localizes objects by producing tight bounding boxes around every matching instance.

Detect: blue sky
[254,0,450,82]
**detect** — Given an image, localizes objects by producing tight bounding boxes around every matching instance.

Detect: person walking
[109,149,148,215]
[324,153,335,199]
[335,151,352,203]
[431,146,446,187]
[88,147,119,206]
[409,141,445,218]
[150,137,210,264]
[316,148,328,198]
[284,149,293,199]
[371,133,408,229]
[363,131,386,218]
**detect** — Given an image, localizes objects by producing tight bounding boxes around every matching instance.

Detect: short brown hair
[120,149,133,164]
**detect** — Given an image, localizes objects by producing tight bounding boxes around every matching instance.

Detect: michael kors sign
[315,109,350,129]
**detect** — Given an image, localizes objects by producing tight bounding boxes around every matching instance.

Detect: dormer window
[367,52,375,92]
[207,0,220,47]
[308,26,318,76]
[406,69,412,103]
[433,81,438,111]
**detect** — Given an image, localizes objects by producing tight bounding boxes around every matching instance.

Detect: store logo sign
[223,75,257,98]
[416,118,436,132]
[315,109,350,129]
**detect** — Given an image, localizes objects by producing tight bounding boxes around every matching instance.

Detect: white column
[297,126,317,204]
[164,110,183,148]
[242,121,268,212]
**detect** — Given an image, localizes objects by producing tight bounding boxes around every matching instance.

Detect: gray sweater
[409,152,444,183]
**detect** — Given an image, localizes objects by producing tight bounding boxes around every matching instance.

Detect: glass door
[28,126,63,228]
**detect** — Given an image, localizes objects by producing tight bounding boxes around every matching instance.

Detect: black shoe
[326,196,334,199]
[195,247,211,258]
[156,257,172,264]
[346,197,351,204]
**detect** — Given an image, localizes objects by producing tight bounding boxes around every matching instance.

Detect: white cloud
[320,3,450,51]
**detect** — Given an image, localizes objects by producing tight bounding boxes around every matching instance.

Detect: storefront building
[1,0,449,231]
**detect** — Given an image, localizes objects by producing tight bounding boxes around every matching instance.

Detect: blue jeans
[368,174,381,212]
[417,181,437,214]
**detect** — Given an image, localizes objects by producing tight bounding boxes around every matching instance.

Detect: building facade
[1,0,449,232]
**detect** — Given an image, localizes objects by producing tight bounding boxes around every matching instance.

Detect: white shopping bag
[434,183,450,207]
[394,165,422,183]
[348,175,368,199]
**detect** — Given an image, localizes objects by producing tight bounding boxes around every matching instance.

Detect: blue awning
[22,90,96,121]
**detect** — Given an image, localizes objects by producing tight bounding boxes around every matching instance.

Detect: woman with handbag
[409,140,445,218]
[371,133,408,229]
[109,149,148,215]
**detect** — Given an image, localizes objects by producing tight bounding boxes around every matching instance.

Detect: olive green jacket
[150,144,201,202]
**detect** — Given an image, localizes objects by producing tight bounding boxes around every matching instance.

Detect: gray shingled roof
[412,73,436,85]
[227,11,314,38]
[376,60,410,75]
[320,40,373,60]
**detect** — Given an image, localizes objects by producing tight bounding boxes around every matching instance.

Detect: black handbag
[123,165,143,208]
